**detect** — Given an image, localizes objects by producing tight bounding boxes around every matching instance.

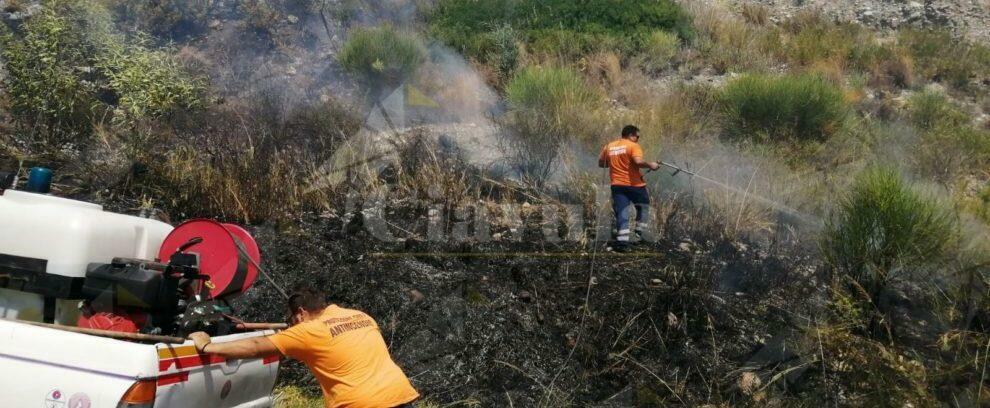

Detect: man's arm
[189,331,282,360]
[633,156,660,171]
[598,149,608,168]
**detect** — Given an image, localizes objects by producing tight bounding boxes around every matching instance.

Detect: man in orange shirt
[188,287,420,408]
[598,125,661,251]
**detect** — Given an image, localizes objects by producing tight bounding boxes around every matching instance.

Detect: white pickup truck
[0,319,280,408]
[0,185,282,407]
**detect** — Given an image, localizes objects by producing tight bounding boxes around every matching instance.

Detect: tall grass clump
[638,30,680,73]
[338,26,426,90]
[720,73,847,142]
[822,167,957,298]
[502,66,601,186]
[907,90,969,131]
[907,90,990,183]
[430,0,692,62]
[898,28,990,91]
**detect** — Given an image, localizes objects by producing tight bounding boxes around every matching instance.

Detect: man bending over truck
[188,287,420,408]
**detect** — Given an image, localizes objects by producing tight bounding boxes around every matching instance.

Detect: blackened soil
[234,212,823,406]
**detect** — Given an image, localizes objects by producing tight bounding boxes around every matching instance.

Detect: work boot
[610,241,632,253]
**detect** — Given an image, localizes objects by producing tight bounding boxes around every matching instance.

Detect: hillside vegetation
[1,0,989,406]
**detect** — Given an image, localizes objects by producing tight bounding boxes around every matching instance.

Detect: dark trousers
[611,185,650,243]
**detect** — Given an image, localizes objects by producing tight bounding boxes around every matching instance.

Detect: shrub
[506,66,600,124]
[720,73,847,142]
[907,91,990,183]
[0,0,203,145]
[907,90,969,131]
[483,23,521,85]
[0,3,102,143]
[135,94,362,223]
[429,0,693,62]
[638,30,680,72]
[685,2,783,74]
[848,42,914,89]
[338,26,426,89]
[503,66,601,185]
[898,28,990,90]
[822,167,957,297]
[786,22,861,66]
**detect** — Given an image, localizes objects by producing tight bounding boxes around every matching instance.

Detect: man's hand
[186,331,282,360]
[648,161,661,171]
[189,331,212,353]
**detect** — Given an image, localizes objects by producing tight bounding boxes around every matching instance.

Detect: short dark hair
[621,125,639,138]
[287,285,328,313]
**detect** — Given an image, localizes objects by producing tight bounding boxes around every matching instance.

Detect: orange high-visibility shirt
[599,138,646,187]
[268,305,419,408]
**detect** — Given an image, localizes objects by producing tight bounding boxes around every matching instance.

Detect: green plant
[506,66,600,120]
[848,42,914,89]
[899,28,990,90]
[907,90,970,131]
[502,66,601,185]
[0,3,102,143]
[720,73,847,142]
[638,30,680,72]
[429,0,692,62]
[484,23,520,85]
[0,0,203,145]
[976,185,990,224]
[338,26,426,89]
[907,91,990,183]
[274,386,322,407]
[822,167,957,297]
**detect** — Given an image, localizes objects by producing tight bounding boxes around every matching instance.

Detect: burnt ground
[232,207,824,406]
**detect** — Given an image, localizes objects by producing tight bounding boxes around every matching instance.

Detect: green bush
[720,73,847,142]
[338,26,426,89]
[639,30,680,72]
[822,167,957,296]
[898,28,990,90]
[503,66,601,185]
[0,4,102,142]
[907,90,969,131]
[506,66,600,120]
[0,0,203,144]
[429,0,693,62]
[907,91,990,182]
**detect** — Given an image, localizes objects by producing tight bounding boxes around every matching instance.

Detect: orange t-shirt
[268,305,420,408]
[599,138,646,187]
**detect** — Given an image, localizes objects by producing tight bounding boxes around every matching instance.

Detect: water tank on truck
[0,189,173,325]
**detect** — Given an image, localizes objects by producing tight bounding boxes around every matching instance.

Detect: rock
[666,312,679,329]
[286,14,299,24]
[407,289,424,303]
[517,290,532,302]
[208,19,222,30]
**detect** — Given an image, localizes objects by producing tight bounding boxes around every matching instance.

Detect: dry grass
[684,2,783,73]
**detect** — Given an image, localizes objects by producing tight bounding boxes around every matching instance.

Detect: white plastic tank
[0,190,173,324]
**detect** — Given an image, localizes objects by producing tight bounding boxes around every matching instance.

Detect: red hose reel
[157,220,261,299]
[78,220,262,332]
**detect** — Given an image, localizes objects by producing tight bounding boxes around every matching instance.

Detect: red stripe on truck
[262,355,280,365]
[157,371,190,386]
[159,354,227,371]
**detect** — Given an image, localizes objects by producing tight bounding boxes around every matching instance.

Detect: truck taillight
[117,380,156,408]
